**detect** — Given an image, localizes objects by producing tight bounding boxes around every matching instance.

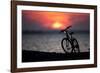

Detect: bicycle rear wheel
[72,38,80,53]
[61,38,72,53]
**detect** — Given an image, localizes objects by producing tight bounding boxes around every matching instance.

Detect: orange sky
[22,10,89,30]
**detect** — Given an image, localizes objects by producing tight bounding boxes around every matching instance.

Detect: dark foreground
[22,50,90,62]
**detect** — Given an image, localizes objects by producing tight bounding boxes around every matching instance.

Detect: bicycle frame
[65,31,73,41]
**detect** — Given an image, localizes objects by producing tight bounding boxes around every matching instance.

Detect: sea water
[22,32,90,53]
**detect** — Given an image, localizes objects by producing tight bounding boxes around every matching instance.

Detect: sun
[52,22,65,29]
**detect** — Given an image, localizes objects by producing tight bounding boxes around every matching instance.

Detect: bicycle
[60,26,80,54]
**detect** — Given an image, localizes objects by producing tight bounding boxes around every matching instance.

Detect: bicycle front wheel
[61,38,72,53]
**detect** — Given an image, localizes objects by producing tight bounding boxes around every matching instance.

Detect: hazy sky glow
[22,10,90,31]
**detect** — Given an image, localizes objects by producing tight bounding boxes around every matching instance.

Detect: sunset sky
[22,10,90,31]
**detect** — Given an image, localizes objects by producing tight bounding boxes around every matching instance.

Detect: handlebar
[66,26,72,30]
[60,25,72,33]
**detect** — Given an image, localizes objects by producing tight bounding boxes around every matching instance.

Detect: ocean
[22,32,90,53]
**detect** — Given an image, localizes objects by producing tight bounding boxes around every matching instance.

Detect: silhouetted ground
[22,50,90,62]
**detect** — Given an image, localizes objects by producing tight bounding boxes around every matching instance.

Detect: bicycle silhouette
[60,26,80,54]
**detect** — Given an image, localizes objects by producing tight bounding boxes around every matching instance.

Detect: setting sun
[52,22,65,29]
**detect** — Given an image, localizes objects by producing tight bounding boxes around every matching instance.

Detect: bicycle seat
[69,32,74,35]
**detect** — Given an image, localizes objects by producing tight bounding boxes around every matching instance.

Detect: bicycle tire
[72,38,80,53]
[61,38,72,53]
